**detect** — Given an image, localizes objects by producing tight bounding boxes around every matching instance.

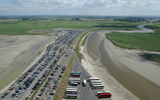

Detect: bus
[92,85,104,89]
[66,88,79,91]
[70,81,81,84]
[97,92,112,98]
[97,91,110,95]
[65,90,78,95]
[91,83,103,87]
[83,79,86,87]
[88,77,99,82]
[64,94,78,99]
[67,86,79,90]
[68,86,79,88]
[69,78,80,81]
[70,71,81,75]
[90,80,101,84]
[69,83,79,86]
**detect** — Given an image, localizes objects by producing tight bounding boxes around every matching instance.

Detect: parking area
[62,52,112,100]
[0,29,84,100]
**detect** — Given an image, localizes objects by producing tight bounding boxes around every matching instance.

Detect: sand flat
[0,35,55,93]
[83,28,160,99]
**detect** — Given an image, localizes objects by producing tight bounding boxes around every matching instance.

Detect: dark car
[41,88,45,92]
[50,73,54,76]
[59,75,62,78]
[52,85,57,90]
[49,91,55,95]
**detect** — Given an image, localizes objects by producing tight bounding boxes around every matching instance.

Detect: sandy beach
[80,27,160,99]
[0,35,55,94]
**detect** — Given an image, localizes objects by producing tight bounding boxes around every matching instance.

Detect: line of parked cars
[34,30,82,100]
[0,29,84,100]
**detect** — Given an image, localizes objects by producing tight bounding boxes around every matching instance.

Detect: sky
[0,0,160,16]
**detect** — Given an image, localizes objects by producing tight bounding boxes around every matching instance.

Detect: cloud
[11,0,77,6]
[122,0,157,8]
[12,0,25,4]
[83,0,120,6]
[0,0,159,15]
[48,0,77,6]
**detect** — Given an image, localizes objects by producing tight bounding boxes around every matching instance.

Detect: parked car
[59,75,62,78]
[49,91,55,95]
[41,88,45,92]
[52,85,58,90]
[38,93,42,96]
[47,96,53,100]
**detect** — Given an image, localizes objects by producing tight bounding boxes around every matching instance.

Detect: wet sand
[0,35,55,94]
[81,34,138,100]
[86,31,160,100]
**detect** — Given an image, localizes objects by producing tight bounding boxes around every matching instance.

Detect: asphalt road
[2,29,113,100]
[63,31,112,100]
[69,52,112,100]
[33,52,72,100]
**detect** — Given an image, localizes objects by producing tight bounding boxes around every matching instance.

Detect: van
[83,79,86,87]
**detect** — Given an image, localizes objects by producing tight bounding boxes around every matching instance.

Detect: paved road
[70,52,112,100]
[33,52,72,100]
[63,31,112,100]
[2,29,113,100]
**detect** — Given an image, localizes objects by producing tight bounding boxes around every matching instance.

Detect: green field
[106,23,160,51]
[106,23,160,62]
[0,20,140,35]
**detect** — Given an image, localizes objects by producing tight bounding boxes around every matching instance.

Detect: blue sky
[0,0,160,16]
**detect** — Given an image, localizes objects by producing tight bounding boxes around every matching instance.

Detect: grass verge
[29,52,64,100]
[74,28,101,61]
[53,55,75,100]
[81,33,90,46]
[74,31,89,62]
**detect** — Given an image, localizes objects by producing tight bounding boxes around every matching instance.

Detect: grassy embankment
[74,30,91,61]
[81,33,90,46]
[29,52,64,100]
[74,28,101,61]
[106,23,160,63]
[53,55,75,100]
[0,20,140,35]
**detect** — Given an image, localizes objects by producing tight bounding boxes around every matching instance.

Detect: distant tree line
[0,15,160,22]
[71,18,80,20]
[114,17,146,22]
